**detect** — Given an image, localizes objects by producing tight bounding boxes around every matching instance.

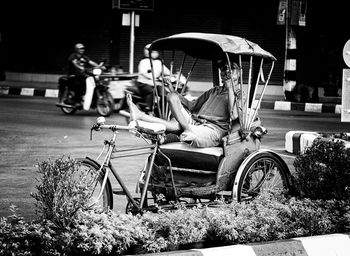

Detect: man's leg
[166,92,191,132]
[83,76,96,110]
[127,92,194,133]
[127,93,181,132]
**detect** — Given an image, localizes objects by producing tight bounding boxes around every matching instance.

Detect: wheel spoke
[239,156,288,201]
[75,161,111,211]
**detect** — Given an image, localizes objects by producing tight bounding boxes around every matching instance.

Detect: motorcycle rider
[136,44,171,112]
[67,43,103,109]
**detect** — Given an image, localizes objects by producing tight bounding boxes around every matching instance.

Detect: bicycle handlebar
[90,117,166,142]
[92,116,131,131]
[96,124,131,131]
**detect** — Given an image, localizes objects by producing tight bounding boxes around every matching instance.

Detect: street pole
[129,11,135,74]
[283,0,290,100]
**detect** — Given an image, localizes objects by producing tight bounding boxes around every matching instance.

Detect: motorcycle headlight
[93,68,102,76]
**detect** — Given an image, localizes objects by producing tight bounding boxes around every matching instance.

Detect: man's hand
[162,76,175,92]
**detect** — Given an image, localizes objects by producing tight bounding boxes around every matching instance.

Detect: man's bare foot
[126,93,143,121]
[179,129,196,143]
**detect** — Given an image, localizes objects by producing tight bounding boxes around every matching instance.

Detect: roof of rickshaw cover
[150,32,277,61]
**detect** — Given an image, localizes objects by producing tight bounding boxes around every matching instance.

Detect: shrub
[31,156,96,228]
[141,206,209,252]
[2,195,350,255]
[0,206,152,256]
[0,205,65,256]
[205,193,337,245]
[293,139,350,200]
[3,153,350,255]
[70,209,151,255]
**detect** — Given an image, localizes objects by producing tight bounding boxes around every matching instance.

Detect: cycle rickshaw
[79,32,293,213]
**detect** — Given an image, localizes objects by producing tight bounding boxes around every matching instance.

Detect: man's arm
[88,59,100,68]
[225,80,236,119]
[71,59,84,72]
[138,59,153,80]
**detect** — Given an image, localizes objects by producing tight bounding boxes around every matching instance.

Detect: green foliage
[0,206,150,256]
[2,194,350,255]
[31,156,95,228]
[71,209,150,255]
[205,193,341,245]
[0,205,65,256]
[141,207,209,252]
[293,139,350,200]
[3,153,350,255]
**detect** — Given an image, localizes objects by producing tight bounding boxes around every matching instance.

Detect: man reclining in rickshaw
[127,60,247,148]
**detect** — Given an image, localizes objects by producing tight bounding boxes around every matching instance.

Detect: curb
[0,86,58,98]
[264,100,342,114]
[285,131,320,154]
[132,233,350,256]
[285,130,350,154]
[0,86,342,114]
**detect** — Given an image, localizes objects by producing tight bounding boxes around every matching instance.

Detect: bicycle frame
[89,123,172,212]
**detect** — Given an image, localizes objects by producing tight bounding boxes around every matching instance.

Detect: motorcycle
[109,72,190,116]
[56,65,114,117]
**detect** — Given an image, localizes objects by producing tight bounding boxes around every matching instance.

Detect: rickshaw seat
[159,142,223,172]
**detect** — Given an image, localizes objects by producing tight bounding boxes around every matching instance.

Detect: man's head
[218,60,240,82]
[74,43,85,54]
[144,44,159,59]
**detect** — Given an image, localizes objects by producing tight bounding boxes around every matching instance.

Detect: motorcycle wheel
[61,92,77,115]
[61,106,77,115]
[113,98,126,112]
[96,91,114,117]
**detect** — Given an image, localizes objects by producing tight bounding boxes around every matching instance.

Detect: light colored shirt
[137,58,170,86]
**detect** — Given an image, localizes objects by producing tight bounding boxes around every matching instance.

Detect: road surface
[1,95,350,220]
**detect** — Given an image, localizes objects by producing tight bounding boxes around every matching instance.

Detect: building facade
[1,0,348,92]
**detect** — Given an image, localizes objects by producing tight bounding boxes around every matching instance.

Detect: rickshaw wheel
[233,151,292,202]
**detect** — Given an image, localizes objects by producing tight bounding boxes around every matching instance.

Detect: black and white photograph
[1,1,350,255]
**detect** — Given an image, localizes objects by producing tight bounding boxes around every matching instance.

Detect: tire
[75,158,113,210]
[61,106,77,115]
[113,97,126,112]
[96,91,114,117]
[233,151,292,202]
[61,92,77,115]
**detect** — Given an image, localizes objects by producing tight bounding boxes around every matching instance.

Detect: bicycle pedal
[112,188,126,195]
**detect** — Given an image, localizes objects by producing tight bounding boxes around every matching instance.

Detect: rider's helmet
[144,43,159,59]
[74,43,85,52]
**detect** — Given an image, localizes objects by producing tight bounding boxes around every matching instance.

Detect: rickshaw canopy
[149,32,276,61]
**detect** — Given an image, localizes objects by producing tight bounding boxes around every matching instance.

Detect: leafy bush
[2,195,350,255]
[0,206,151,256]
[3,154,350,255]
[70,209,151,255]
[0,205,65,256]
[141,206,209,252]
[31,156,96,228]
[293,139,350,200]
[205,193,340,245]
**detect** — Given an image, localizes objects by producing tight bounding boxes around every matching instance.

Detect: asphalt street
[1,95,350,220]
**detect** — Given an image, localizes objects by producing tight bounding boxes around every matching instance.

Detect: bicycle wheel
[75,158,113,210]
[233,151,292,202]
